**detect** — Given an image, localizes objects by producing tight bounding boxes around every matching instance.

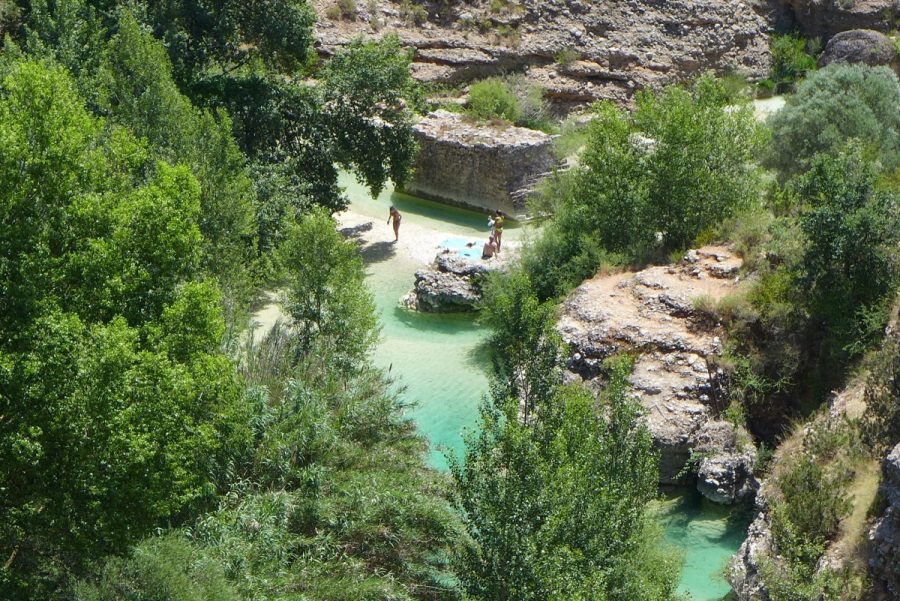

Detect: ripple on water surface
[346,174,748,597]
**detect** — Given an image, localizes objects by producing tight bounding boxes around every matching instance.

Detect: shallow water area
[344,174,748,597]
[656,489,752,600]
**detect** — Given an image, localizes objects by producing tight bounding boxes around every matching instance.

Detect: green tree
[768,64,900,176]
[279,208,378,368]
[480,270,562,422]
[453,278,680,600]
[99,13,257,307]
[0,60,251,599]
[523,75,764,299]
[768,33,816,90]
[794,145,900,360]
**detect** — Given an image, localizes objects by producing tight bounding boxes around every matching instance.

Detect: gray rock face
[869,443,900,598]
[558,246,758,502]
[313,0,772,110]
[728,488,774,601]
[402,111,558,217]
[697,421,759,504]
[403,251,501,312]
[817,29,900,71]
[778,0,896,39]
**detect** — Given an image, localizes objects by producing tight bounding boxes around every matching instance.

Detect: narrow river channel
[342,174,749,601]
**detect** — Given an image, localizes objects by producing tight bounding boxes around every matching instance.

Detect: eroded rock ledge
[868,444,900,599]
[557,245,757,504]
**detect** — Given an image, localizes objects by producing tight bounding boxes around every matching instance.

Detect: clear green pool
[344,175,748,600]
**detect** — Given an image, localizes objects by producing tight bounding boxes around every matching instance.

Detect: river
[342,174,749,601]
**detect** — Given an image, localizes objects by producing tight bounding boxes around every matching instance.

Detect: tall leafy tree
[452,279,681,600]
[279,208,378,369]
[768,64,900,176]
[0,60,251,599]
[793,144,900,358]
[523,75,764,299]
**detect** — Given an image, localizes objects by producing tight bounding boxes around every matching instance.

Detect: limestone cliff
[313,0,773,110]
[314,0,895,111]
[402,110,558,216]
[556,246,758,504]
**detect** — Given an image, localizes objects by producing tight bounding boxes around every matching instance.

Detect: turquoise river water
[343,174,749,600]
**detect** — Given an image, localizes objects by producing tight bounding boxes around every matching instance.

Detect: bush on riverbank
[522,74,765,300]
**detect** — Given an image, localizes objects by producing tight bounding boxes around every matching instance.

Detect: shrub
[770,455,852,567]
[466,77,521,123]
[768,64,900,176]
[506,75,551,130]
[399,0,427,24]
[769,33,817,90]
[555,47,580,67]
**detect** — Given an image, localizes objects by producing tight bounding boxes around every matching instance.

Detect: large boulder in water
[817,29,900,73]
[402,250,503,312]
[401,110,559,218]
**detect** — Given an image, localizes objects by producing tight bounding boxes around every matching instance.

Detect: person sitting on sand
[494,211,505,251]
[387,206,401,242]
[482,235,498,260]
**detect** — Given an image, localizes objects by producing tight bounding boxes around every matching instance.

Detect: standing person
[387,206,401,242]
[494,211,505,251]
[488,211,497,238]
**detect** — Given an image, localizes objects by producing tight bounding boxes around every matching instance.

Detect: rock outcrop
[557,246,757,503]
[729,486,775,601]
[313,0,773,110]
[777,0,897,39]
[869,443,900,598]
[816,29,900,72]
[402,251,499,312]
[313,1,899,111]
[402,110,558,216]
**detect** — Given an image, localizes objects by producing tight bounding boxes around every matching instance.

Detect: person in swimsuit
[387,206,401,242]
[494,211,505,251]
[482,235,498,259]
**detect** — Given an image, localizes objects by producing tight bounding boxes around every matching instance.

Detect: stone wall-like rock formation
[557,246,758,503]
[869,444,900,596]
[402,110,558,216]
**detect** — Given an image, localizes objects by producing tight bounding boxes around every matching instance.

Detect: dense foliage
[723,143,899,432]
[523,75,764,299]
[0,1,430,598]
[0,60,251,598]
[452,274,682,600]
[768,64,900,176]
